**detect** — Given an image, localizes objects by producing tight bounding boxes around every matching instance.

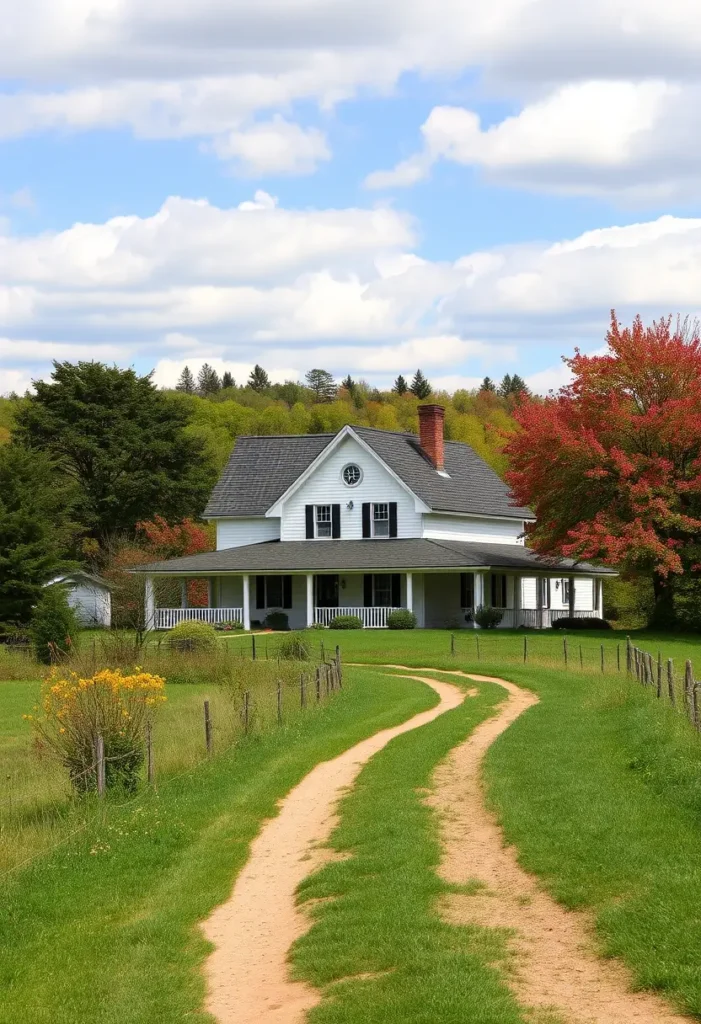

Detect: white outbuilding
[45,572,112,628]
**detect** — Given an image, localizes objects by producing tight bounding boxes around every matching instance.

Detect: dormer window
[342,464,362,487]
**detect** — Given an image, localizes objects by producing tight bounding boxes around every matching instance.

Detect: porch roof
[132,539,616,577]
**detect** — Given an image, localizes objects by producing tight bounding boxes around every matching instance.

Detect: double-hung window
[372,503,390,538]
[372,574,393,606]
[316,504,332,539]
[561,579,571,606]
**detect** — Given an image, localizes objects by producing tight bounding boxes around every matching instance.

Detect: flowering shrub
[27,668,166,793]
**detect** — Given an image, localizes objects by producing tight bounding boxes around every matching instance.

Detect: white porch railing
[155,607,243,629]
[314,606,401,629]
[463,607,599,629]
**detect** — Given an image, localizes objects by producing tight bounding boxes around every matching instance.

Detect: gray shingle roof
[203,426,532,520]
[133,539,614,576]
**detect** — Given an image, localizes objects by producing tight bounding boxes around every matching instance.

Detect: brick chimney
[418,404,445,471]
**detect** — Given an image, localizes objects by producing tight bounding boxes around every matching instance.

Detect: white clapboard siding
[215,517,281,550]
[281,435,422,541]
[520,577,538,610]
[422,514,525,545]
[575,578,595,611]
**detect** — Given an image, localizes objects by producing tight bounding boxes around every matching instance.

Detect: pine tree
[221,371,235,390]
[480,376,496,393]
[393,374,408,395]
[409,369,432,399]
[248,364,271,392]
[341,374,356,396]
[305,369,338,403]
[498,374,513,397]
[197,363,221,396]
[176,366,196,393]
[510,374,530,396]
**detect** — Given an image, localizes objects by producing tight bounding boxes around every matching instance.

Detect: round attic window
[342,463,363,487]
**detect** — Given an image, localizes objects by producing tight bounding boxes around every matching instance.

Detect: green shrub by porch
[551,616,611,630]
[265,611,289,631]
[329,614,364,630]
[167,619,218,652]
[387,609,417,630]
[474,605,504,629]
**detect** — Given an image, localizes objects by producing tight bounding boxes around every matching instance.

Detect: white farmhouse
[45,572,112,628]
[135,405,614,629]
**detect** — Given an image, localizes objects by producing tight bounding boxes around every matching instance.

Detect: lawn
[0,668,437,1024]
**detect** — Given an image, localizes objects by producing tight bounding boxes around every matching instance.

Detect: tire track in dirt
[418,665,692,1024]
[200,673,466,1024]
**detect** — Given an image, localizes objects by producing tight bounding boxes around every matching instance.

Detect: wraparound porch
[145,569,605,631]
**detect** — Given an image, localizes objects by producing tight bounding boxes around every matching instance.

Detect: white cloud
[366,79,701,201]
[210,118,331,176]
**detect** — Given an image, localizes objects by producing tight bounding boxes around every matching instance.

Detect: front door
[315,574,339,607]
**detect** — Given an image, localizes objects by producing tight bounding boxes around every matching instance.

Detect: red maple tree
[137,516,213,607]
[505,311,701,620]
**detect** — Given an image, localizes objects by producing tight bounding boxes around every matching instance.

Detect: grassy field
[0,668,436,1024]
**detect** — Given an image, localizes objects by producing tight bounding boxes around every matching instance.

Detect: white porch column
[595,577,603,617]
[406,572,413,613]
[513,574,522,627]
[144,575,155,631]
[242,575,251,631]
[473,571,486,628]
[180,579,188,608]
[568,576,576,618]
[306,573,314,627]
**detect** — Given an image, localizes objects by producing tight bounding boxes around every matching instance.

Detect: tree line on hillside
[3,313,699,634]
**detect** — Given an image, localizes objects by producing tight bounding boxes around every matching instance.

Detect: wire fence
[0,647,343,877]
[626,638,701,732]
[449,630,625,674]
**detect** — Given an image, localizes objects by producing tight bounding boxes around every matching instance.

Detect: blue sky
[2,0,701,396]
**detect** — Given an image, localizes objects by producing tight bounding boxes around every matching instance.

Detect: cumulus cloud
[3,193,701,397]
[210,118,331,176]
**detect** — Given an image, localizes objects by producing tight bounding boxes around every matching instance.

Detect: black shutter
[282,575,292,609]
[389,502,398,538]
[332,504,341,539]
[256,575,266,609]
[501,575,507,608]
[490,574,496,607]
[363,574,373,607]
[391,574,401,607]
[305,505,314,539]
[460,573,468,608]
[362,503,371,538]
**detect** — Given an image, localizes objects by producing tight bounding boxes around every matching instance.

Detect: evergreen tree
[221,371,235,390]
[0,444,76,625]
[510,374,530,396]
[197,363,221,396]
[305,368,338,403]
[175,366,196,393]
[30,585,79,664]
[16,361,214,541]
[409,369,432,399]
[393,374,409,395]
[498,374,513,397]
[248,364,271,392]
[480,376,496,392]
[341,374,356,396]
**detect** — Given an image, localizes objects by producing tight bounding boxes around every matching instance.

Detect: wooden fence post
[450,633,455,657]
[523,636,528,664]
[476,635,480,661]
[204,699,213,754]
[626,636,632,674]
[277,681,282,725]
[685,660,693,712]
[617,643,620,673]
[321,640,325,664]
[300,673,306,708]
[251,634,256,661]
[600,645,604,674]
[657,652,663,698]
[694,684,701,731]
[336,645,342,687]
[563,637,568,669]
[96,734,105,798]
[579,645,583,670]
[243,690,250,734]
[667,659,675,706]
[316,668,321,702]
[146,721,154,786]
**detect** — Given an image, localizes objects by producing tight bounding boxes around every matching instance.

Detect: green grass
[0,668,435,1024]
[479,662,701,1017]
[290,668,528,1024]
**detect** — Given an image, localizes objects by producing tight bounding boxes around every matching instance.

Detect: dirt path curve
[417,665,691,1024]
[201,673,466,1024]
